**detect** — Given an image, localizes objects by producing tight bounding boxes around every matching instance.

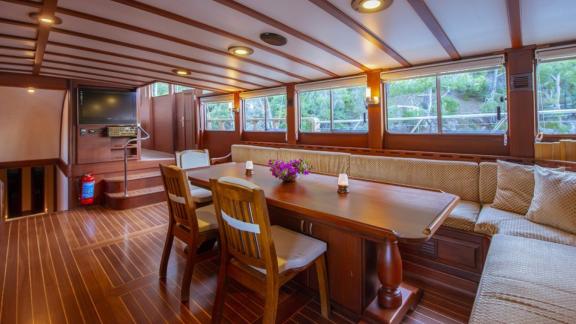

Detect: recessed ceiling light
[351,0,393,13]
[228,46,254,57]
[260,33,287,46]
[172,69,190,76]
[29,12,62,25]
[27,87,35,93]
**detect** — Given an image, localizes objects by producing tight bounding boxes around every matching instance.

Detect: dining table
[187,162,459,323]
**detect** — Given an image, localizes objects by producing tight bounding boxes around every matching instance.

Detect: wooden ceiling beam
[42,58,246,91]
[111,0,338,77]
[45,43,266,88]
[0,28,281,85]
[0,44,36,52]
[506,0,523,48]
[39,71,140,88]
[52,6,310,81]
[407,0,460,60]
[308,0,410,67]
[0,54,33,60]
[32,0,58,75]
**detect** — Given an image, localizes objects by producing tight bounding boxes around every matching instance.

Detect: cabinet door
[308,221,364,314]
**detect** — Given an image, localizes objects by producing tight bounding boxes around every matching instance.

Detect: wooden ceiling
[1,0,576,92]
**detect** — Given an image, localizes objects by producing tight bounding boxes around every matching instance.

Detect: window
[174,85,193,93]
[537,57,576,134]
[243,94,287,131]
[204,101,234,131]
[151,82,170,97]
[385,66,507,134]
[299,86,367,132]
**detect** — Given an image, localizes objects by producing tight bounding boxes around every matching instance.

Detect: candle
[245,160,254,170]
[338,173,348,186]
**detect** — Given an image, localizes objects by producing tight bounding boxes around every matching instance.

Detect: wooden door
[151,95,175,153]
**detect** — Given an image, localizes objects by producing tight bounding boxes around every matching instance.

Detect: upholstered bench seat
[444,200,481,232]
[474,205,576,246]
[470,234,576,323]
[231,145,279,165]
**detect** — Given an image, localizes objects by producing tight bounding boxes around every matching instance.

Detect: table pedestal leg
[362,238,421,324]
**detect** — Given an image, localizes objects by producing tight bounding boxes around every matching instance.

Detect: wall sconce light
[229,101,239,113]
[365,87,380,106]
[27,87,36,94]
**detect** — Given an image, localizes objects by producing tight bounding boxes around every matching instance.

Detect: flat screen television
[78,88,137,125]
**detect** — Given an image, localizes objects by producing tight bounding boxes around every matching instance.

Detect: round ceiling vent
[260,32,287,46]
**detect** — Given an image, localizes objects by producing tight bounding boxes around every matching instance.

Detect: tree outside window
[244,95,287,131]
[205,101,234,131]
[299,86,367,132]
[537,58,576,134]
[152,82,170,97]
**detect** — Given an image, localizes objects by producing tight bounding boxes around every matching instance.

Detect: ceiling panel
[425,0,510,56]
[0,63,31,70]
[521,0,576,45]
[59,0,361,77]
[40,68,142,86]
[0,37,35,49]
[45,43,278,88]
[326,0,448,64]
[41,54,250,92]
[0,47,35,57]
[0,1,39,23]
[54,2,328,80]
[0,56,33,65]
[235,0,399,69]
[0,22,37,39]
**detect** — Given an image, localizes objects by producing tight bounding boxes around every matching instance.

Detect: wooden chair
[175,149,213,205]
[159,164,219,302]
[210,176,330,323]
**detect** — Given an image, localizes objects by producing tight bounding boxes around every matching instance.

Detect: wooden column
[234,92,242,140]
[286,84,298,145]
[367,70,384,149]
[363,238,421,324]
[507,47,536,157]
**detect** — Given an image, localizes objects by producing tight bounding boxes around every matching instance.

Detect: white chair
[175,149,212,204]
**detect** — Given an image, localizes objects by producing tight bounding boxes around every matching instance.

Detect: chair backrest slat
[210,177,277,272]
[160,164,199,235]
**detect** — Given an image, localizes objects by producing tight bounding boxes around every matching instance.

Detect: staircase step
[104,185,165,210]
[104,171,163,193]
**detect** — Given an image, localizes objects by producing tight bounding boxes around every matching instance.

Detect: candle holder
[245,169,254,176]
[337,184,349,194]
[245,160,254,176]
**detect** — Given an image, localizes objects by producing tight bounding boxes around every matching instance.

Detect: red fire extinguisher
[80,173,95,205]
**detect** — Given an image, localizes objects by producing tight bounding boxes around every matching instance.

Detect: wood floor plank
[1,222,19,324]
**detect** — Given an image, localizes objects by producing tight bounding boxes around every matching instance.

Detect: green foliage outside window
[537,58,576,134]
[244,95,287,131]
[205,101,234,131]
[299,86,367,132]
[152,82,170,97]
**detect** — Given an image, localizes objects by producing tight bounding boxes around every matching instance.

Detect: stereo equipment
[107,126,138,137]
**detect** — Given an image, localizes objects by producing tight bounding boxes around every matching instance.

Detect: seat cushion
[469,235,576,323]
[475,205,576,246]
[195,204,218,232]
[350,155,480,201]
[189,185,212,203]
[277,149,350,175]
[254,226,327,274]
[231,144,279,165]
[443,200,480,232]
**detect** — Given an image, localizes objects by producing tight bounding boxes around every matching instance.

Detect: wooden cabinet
[268,206,365,314]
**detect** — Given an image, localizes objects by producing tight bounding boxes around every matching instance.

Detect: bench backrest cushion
[277,148,350,175]
[350,155,480,202]
[231,145,279,165]
[479,162,498,204]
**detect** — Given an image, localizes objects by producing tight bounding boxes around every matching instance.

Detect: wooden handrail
[210,153,231,165]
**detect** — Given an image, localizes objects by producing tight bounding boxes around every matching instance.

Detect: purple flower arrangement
[268,159,311,183]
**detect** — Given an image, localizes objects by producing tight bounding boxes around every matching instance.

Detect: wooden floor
[0,203,472,323]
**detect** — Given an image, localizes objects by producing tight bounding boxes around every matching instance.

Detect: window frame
[203,100,235,132]
[297,85,368,134]
[242,94,287,132]
[384,65,509,136]
[535,56,576,136]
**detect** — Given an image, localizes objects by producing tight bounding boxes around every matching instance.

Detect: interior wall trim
[0,159,58,169]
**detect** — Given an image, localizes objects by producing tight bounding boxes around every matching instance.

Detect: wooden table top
[187,163,459,242]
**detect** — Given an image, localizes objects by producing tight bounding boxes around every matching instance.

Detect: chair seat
[196,204,218,232]
[190,185,212,203]
[253,225,327,274]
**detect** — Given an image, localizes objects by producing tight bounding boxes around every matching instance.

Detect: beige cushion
[195,204,218,232]
[443,201,480,232]
[350,155,479,201]
[176,150,210,169]
[190,185,212,203]
[470,235,576,324]
[231,144,279,165]
[253,225,327,274]
[491,160,535,215]
[475,205,576,246]
[479,162,497,204]
[526,167,576,234]
[278,148,350,175]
